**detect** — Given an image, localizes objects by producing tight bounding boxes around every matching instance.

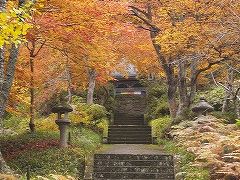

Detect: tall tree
[128,0,240,119]
[0,0,33,173]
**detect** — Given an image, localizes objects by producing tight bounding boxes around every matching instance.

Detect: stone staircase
[88,94,175,179]
[108,125,152,144]
[93,154,175,179]
[114,113,145,125]
[107,94,153,144]
[108,112,152,144]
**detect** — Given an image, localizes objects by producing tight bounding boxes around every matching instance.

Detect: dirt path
[96,144,165,155]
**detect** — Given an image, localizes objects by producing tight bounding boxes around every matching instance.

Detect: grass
[158,139,210,180]
[150,116,210,180]
[0,126,102,178]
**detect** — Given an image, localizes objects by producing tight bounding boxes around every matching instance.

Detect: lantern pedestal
[56,119,70,148]
[52,104,73,148]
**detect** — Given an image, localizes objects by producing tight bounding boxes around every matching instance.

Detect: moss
[150,116,172,138]
[1,127,102,178]
[159,139,210,180]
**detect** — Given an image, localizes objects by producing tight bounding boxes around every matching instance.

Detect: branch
[211,73,240,101]
[234,87,240,100]
[211,72,229,91]
[33,40,46,57]
[129,6,160,32]
[196,58,227,77]
[137,25,156,32]
[129,6,149,18]
[221,62,240,74]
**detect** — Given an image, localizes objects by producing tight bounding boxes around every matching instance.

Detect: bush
[86,104,109,123]
[211,111,238,124]
[150,116,172,138]
[35,115,59,132]
[196,87,225,111]
[236,119,240,127]
[68,102,109,133]
[96,119,109,137]
[1,127,101,178]
[145,84,170,120]
[9,148,84,177]
[3,115,29,133]
[159,139,210,180]
[173,108,196,124]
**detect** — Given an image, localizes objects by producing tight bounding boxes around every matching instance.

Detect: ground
[97,144,165,154]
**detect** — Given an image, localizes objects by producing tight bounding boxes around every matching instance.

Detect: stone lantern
[192,97,214,117]
[52,104,73,148]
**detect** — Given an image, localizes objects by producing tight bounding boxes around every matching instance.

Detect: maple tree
[0,0,34,173]
[36,0,127,105]
[127,0,240,119]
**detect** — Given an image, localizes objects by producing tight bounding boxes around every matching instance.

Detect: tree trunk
[66,57,72,104]
[187,58,198,107]
[150,34,178,118]
[0,48,4,92]
[29,55,35,132]
[86,69,97,105]
[0,0,26,173]
[167,75,178,119]
[177,59,188,116]
[222,67,234,112]
[0,45,19,119]
[67,71,72,104]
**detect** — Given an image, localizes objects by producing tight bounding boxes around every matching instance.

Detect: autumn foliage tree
[0,0,34,173]
[128,0,240,120]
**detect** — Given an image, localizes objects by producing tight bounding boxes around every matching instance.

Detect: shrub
[9,148,84,177]
[150,116,172,138]
[96,119,109,137]
[159,139,210,180]
[3,115,29,133]
[196,87,225,111]
[69,127,102,154]
[236,119,240,127]
[69,103,109,133]
[86,104,108,123]
[211,111,238,124]
[1,127,101,178]
[145,84,169,120]
[35,115,59,132]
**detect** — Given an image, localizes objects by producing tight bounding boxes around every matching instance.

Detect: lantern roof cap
[192,97,214,113]
[52,104,73,113]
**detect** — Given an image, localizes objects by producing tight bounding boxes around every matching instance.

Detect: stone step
[108,131,151,135]
[114,119,144,121]
[94,154,174,161]
[108,129,151,133]
[114,117,144,120]
[94,160,174,167]
[108,134,152,138]
[114,122,144,125]
[108,134,152,137]
[108,138,152,142]
[107,140,152,144]
[109,125,151,129]
[93,154,175,179]
[115,115,144,117]
[93,172,175,179]
[114,120,144,123]
[94,166,172,173]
